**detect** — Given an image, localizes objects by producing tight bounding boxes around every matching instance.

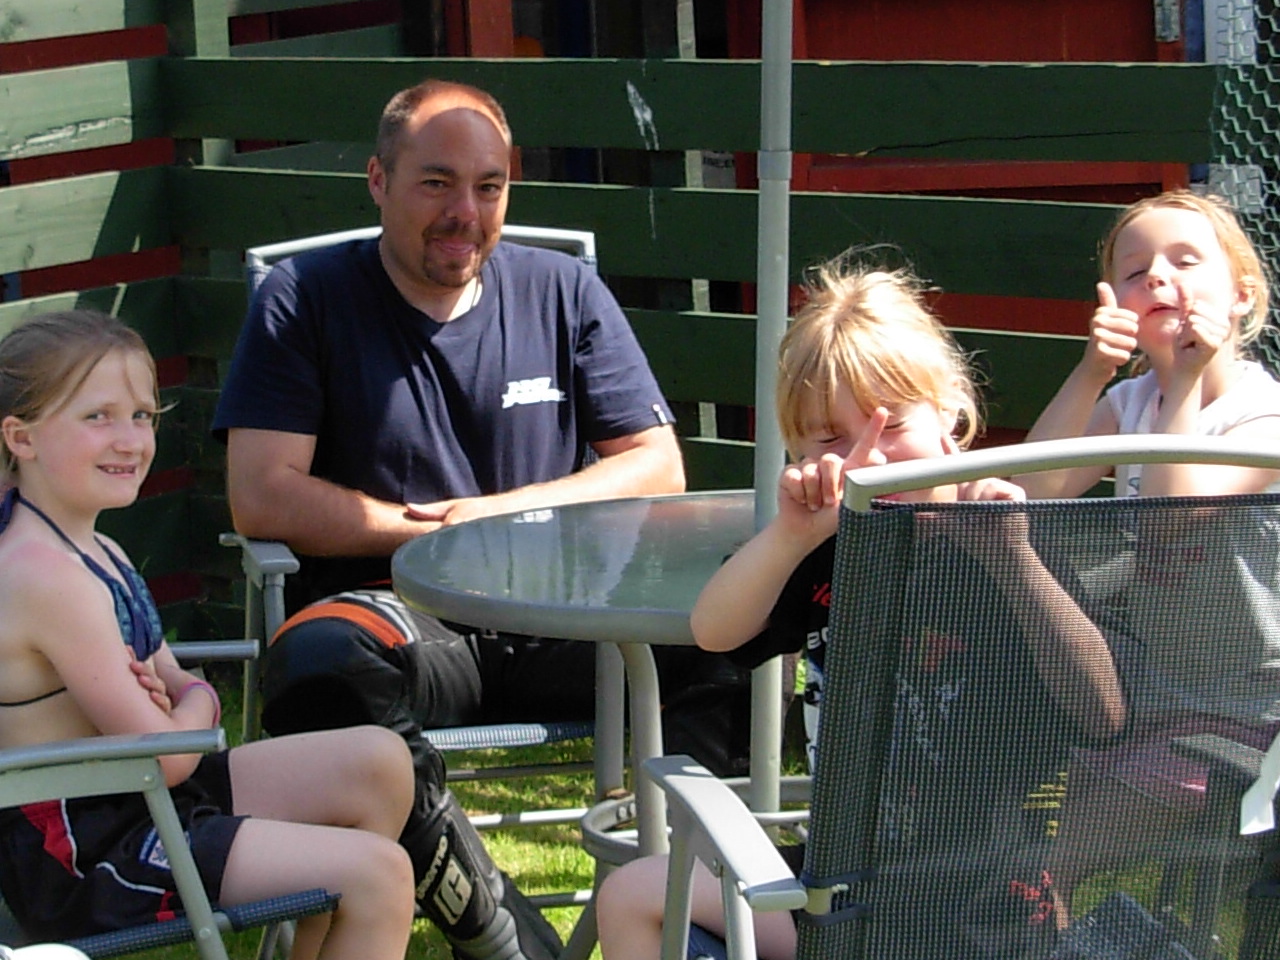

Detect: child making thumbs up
[1015,190,1280,933]
[1017,188,1280,499]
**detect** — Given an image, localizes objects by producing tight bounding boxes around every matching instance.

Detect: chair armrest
[0,730,227,809]
[171,640,260,664]
[0,729,226,775]
[219,533,300,583]
[644,754,806,912]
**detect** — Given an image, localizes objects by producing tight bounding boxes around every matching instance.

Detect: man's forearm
[231,470,438,557]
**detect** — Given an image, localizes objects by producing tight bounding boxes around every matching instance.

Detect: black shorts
[0,751,244,940]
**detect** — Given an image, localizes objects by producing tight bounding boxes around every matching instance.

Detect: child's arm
[690,511,827,653]
[954,477,1127,741]
[27,550,218,786]
[1016,283,1130,498]
[693,410,891,653]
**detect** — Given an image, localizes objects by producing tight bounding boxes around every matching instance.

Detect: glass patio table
[390,489,757,863]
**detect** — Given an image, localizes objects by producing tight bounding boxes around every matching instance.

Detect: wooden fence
[0,0,1225,635]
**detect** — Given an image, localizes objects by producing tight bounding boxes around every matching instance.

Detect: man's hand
[406,495,514,528]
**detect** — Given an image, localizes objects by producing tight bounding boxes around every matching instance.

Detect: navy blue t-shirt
[213,238,674,596]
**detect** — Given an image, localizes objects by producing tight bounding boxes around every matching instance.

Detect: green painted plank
[232,25,404,58]
[162,57,1216,160]
[166,0,229,58]
[162,57,760,150]
[517,184,1113,301]
[0,279,177,358]
[98,490,191,580]
[175,386,228,474]
[168,168,1116,300]
[167,166,373,252]
[0,168,171,274]
[174,276,249,359]
[628,309,756,407]
[951,327,1085,432]
[793,61,1218,161]
[682,437,754,491]
[228,141,369,173]
[787,191,1113,303]
[0,60,163,162]
[635,315,1084,433]
[0,0,161,42]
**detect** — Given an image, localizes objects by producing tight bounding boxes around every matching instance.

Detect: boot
[401,788,563,960]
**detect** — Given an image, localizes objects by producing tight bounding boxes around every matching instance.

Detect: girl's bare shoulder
[0,527,112,645]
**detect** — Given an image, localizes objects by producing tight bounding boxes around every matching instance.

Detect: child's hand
[777,408,890,539]
[1084,282,1138,378]
[129,650,172,714]
[1170,280,1231,380]
[954,475,1025,503]
[933,437,1031,560]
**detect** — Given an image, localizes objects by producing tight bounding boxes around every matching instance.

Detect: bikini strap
[10,491,164,661]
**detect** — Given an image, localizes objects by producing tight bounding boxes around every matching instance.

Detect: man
[213,79,749,960]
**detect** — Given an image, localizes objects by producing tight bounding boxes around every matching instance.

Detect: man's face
[368,95,511,298]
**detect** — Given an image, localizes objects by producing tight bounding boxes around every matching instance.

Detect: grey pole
[749,0,793,816]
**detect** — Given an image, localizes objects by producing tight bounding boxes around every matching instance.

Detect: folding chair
[231,223,619,902]
[0,730,336,960]
[646,434,1280,960]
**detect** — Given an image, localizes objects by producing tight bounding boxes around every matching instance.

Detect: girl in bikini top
[0,486,163,707]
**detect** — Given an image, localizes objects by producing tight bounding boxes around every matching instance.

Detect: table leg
[749,657,783,817]
[617,642,668,856]
[594,642,626,799]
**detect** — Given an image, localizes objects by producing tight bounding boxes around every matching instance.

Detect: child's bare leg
[220,726,417,959]
[220,818,414,960]
[228,725,414,837]
[597,855,796,960]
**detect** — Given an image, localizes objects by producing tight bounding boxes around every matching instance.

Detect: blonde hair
[776,252,980,458]
[1099,188,1271,353]
[0,310,158,479]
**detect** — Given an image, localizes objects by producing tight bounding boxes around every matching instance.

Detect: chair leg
[257,920,293,960]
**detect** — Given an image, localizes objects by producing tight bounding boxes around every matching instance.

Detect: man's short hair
[375,78,512,173]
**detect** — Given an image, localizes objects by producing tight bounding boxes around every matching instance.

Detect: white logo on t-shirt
[502,377,566,409]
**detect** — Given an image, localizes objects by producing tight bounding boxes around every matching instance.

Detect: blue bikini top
[0,487,164,662]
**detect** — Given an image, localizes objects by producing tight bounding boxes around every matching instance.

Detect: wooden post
[443,0,515,55]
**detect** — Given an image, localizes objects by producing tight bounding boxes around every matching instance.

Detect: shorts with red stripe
[0,752,243,940]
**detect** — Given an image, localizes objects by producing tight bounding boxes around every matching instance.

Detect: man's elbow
[227,487,288,542]
[650,431,687,493]
[658,449,687,494]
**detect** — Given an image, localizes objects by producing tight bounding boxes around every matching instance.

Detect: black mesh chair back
[801,435,1280,960]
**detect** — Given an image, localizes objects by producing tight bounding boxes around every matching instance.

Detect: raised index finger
[845,406,890,471]
[1174,278,1192,320]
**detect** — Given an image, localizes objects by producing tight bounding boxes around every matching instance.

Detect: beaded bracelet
[177,679,222,727]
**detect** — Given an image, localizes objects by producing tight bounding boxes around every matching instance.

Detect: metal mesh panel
[1210,1,1280,373]
[800,494,1280,960]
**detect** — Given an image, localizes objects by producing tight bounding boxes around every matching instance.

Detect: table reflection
[393,491,755,646]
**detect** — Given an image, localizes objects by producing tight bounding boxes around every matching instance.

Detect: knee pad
[261,589,419,735]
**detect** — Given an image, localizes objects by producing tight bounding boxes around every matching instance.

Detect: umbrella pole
[750,0,794,817]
